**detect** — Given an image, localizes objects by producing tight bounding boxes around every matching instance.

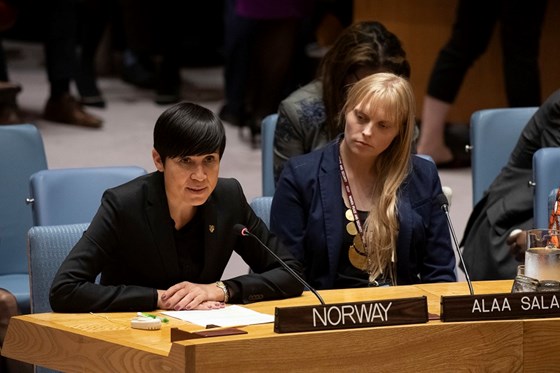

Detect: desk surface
[4,281,560,372]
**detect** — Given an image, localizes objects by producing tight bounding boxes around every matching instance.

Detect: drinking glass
[525,229,560,281]
[511,265,538,293]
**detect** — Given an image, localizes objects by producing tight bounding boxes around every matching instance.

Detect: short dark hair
[153,102,226,161]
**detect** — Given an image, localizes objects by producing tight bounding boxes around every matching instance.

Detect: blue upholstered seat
[0,124,48,313]
[27,223,89,313]
[28,166,147,226]
[27,223,89,373]
[469,107,538,206]
[261,114,278,197]
[250,196,273,229]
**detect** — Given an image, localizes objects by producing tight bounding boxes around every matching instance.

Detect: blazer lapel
[145,172,181,276]
[319,141,345,276]
[396,181,412,283]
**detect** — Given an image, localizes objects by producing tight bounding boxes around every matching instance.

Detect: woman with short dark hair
[50,102,303,313]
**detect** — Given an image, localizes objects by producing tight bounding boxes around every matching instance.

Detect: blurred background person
[273,21,411,181]
[416,0,547,167]
[220,0,316,147]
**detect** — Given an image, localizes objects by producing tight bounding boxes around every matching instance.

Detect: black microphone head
[233,224,248,236]
[436,193,449,209]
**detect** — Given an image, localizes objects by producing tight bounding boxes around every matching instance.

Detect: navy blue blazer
[270,139,456,289]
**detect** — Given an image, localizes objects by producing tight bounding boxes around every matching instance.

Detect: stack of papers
[162,305,274,327]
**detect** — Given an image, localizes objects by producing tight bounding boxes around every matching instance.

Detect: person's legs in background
[43,0,103,128]
[417,0,498,165]
[247,18,300,142]
[500,0,547,108]
[220,0,253,128]
[153,0,184,105]
[0,1,22,125]
[0,37,22,125]
[75,0,113,109]
[118,0,156,90]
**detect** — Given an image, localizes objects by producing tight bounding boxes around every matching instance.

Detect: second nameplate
[441,291,560,322]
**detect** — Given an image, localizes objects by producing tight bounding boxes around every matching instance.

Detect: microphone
[233,224,325,305]
[436,194,475,296]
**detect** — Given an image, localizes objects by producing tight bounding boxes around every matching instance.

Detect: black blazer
[50,172,304,312]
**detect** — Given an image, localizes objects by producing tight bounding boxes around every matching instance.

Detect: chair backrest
[28,223,89,313]
[261,114,278,197]
[250,196,273,228]
[0,124,48,276]
[469,107,538,206]
[29,166,147,226]
[414,154,453,206]
[532,147,560,228]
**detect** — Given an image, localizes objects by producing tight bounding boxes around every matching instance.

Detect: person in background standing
[416,0,547,167]
[220,0,316,147]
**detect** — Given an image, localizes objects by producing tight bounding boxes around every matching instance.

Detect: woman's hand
[158,282,226,310]
[507,229,527,262]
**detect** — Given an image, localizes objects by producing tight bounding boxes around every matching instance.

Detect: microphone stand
[441,203,475,296]
[236,226,325,305]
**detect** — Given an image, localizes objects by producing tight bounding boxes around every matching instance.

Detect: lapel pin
[209,225,215,233]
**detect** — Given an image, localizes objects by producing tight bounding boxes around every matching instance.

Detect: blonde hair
[341,73,416,283]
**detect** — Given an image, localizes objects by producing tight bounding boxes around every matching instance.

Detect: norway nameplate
[274,296,428,333]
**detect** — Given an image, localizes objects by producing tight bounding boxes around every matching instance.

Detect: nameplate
[441,291,560,322]
[274,296,428,333]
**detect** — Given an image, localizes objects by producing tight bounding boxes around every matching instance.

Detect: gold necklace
[345,208,368,270]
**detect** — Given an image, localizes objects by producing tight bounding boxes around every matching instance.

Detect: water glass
[525,229,560,281]
[511,265,538,293]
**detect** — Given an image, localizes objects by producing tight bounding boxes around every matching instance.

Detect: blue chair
[261,114,278,197]
[27,223,88,373]
[250,196,273,229]
[27,223,89,314]
[0,124,48,313]
[532,147,560,228]
[28,166,147,226]
[468,107,538,206]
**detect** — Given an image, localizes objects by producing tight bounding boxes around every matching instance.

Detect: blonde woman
[270,73,456,289]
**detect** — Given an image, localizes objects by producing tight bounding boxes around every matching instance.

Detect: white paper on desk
[162,305,274,327]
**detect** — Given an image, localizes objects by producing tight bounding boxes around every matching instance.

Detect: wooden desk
[3,281,560,372]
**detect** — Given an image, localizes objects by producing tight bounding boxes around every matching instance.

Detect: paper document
[162,305,274,327]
